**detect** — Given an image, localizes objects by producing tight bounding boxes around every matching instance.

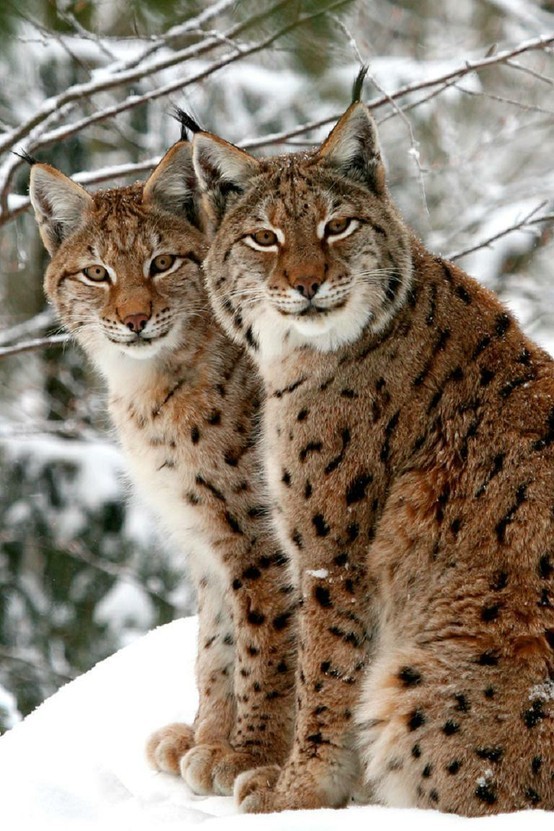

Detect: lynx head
[29,142,208,375]
[192,103,412,361]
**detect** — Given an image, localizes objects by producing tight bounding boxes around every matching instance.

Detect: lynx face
[193,104,413,358]
[30,143,207,373]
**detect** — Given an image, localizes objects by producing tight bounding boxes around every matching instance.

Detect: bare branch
[449,203,554,262]
[0,334,70,359]
[242,33,554,149]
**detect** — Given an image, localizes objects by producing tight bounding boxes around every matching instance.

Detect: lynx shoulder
[29,143,296,798]
[193,103,554,815]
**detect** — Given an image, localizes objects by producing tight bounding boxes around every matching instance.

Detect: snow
[0,616,553,830]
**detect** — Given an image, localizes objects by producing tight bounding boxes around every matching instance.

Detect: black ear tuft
[13,149,39,166]
[172,107,203,142]
[352,65,369,104]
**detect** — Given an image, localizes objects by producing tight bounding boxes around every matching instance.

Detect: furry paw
[235,762,350,813]
[181,743,269,796]
[146,722,195,774]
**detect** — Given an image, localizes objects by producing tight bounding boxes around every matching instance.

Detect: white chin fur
[289,296,372,351]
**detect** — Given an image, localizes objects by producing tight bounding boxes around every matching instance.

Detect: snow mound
[0,617,552,829]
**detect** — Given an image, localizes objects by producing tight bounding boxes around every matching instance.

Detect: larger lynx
[192,103,554,815]
[29,142,296,796]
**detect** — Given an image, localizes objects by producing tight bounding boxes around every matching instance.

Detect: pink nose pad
[293,276,321,300]
[123,312,149,333]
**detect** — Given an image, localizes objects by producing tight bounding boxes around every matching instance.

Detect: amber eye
[83,265,109,282]
[150,254,177,275]
[325,217,351,237]
[250,229,278,247]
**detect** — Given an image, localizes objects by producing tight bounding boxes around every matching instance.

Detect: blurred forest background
[0,0,553,732]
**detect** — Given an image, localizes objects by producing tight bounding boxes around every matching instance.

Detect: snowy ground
[0,616,552,830]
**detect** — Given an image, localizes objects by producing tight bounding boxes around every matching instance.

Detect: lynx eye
[150,254,176,275]
[82,265,109,282]
[325,217,352,237]
[250,229,278,247]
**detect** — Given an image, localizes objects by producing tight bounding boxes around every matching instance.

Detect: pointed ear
[143,141,201,228]
[192,132,260,220]
[317,103,386,195]
[29,164,94,256]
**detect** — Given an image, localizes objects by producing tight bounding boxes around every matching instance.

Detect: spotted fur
[29,144,296,796]
[193,103,554,815]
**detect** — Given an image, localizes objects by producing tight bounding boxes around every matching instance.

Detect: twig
[449,204,554,261]
[0,334,70,359]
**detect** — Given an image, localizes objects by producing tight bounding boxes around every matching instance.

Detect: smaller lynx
[191,101,554,815]
[29,141,296,795]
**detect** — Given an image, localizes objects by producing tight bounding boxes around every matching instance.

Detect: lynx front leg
[147,568,236,779]
[236,555,373,813]
[183,545,298,795]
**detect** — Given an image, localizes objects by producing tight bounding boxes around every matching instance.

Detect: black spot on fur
[345,472,373,505]
[443,720,460,735]
[422,764,433,778]
[496,484,527,543]
[484,686,495,699]
[334,553,348,567]
[408,710,426,731]
[224,511,243,534]
[475,747,503,763]
[312,513,330,537]
[247,610,266,625]
[472,334,492,359]
[429,789,439,804]
[481,604,500,622]
[190,425,200,444]
[532,407,554,452]
[545,629,554,649]
[490,570,508,591]
[242,565,261,580]
[525,787,541,806]
[299,441,323,462]
[346,523,359,541]
[281,469,292,487]
[475,782,497,805]
[495,312,511,337]
[304,480,313,499]
[206,409,222,425]
[297,408,309,421]
[523,700,547,728]
[455,284,472,304]
[477,651,499,666]
[380,410,400,463]
[291,529,303,549]
[273,611,292,630]
[531,756,543,775]
[398,666,422,686]
[453,694,470,713]
[314,586,332,607]
[539,555,553,580]
[411,743,422,758]
[447,760,462,775]
[325,428,351,475]
[479,367,495,387]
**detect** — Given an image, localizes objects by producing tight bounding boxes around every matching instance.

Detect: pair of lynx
[30,86,553,816]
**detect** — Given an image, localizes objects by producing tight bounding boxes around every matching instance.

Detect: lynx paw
[182,743,268,796]
[235,763,350,813]
[146,722,195,774]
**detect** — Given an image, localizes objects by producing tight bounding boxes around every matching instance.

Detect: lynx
[29,142,296,796]
[190,102,554,815]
